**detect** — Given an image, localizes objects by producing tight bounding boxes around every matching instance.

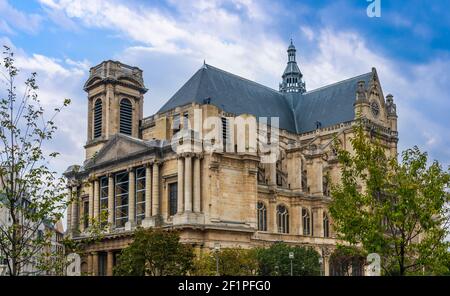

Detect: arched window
[302,208,311,235]
[93,99,102,139]
[277,205,289,234]
[323,212,330,238]
[119,98,132,135]
[257,202,267,231]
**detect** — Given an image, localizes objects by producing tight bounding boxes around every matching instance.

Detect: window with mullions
[277,205,289,234]
[119,98,132,135]
[257,202,267,231]
[99,176,108,226]
[168,182,178,216]
[114,171,129,228]
[135,167,146,223]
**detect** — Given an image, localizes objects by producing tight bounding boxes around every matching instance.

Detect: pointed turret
[279,40,306,93]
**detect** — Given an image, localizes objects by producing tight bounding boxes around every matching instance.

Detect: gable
[87,134,150,167]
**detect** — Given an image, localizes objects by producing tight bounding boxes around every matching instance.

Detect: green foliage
[113,228,194,276]
[330,120,450,275]
[255,242,321,276]
[0,46,71,275]
[193,248,258,276]
[329,245,366,276]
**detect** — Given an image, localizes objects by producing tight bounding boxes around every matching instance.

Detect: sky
[0,0,449,179]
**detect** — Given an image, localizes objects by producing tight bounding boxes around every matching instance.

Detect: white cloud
[37,0,450,167]
[299,28,450,165]
[38,0,286,87]
[300,26,314,41]
[0,0,43,34]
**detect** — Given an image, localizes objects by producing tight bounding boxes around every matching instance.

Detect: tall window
[135,167,146,223]
[99,177,108,226]
[114,171,129,228]
[119,98,132,135]
[98,253,107,276]
[221,117,230,149]
[94,99,102,139]
[83,200,89,229]
[323,212,330,238]
[277,205,289,234]
[257,202,267,231]
[302,208,311,235]
[168,182,178,216]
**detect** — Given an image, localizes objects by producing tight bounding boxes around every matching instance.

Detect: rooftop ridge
[303,72,372,95]
[204,63,281,95]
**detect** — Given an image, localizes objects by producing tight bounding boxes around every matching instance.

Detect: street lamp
[289,252,294,276]
[214,243,220,276]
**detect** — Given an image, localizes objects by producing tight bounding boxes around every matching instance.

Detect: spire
[279,40,306,93]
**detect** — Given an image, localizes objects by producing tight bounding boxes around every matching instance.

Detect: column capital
[145,161,153,168]
[107,172,114,178]
[127,167,134,173]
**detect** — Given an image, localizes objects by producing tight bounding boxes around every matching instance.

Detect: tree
[255,242,321,276]
[193,248,258,276]
[0,46,71,276]
[329,120,450,275]
[113,228,194,276]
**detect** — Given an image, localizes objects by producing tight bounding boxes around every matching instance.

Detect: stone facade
[64,45,398,276]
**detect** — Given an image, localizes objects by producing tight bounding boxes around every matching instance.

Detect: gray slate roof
[157,64,374,134]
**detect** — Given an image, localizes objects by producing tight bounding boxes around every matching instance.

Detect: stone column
[177,157,184,214]
[145,164,152,218]
[89,180,94,225]
[128,169,135,225]
[67,187,72,234]
[299,206,304,235]
[193,156,201,212]
[108,174,114,227]
[324,256,330,276]
[92,252,99,276]
[268,201,276,233]
[152,163,160,216]
[269,163,276,186]
[70,186,78,234]
[184,155,192,212]
[93,179,99,219]
[316,208,324,237]
[87,253,93,276]
[107,251,114,276]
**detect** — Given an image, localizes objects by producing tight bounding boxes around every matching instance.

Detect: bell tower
[83,60,148,159]
[279,40,306,93]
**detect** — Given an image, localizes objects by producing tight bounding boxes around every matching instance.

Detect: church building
[64,41,398,276]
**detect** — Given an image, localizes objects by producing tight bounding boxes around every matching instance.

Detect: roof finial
[202,59,207,69]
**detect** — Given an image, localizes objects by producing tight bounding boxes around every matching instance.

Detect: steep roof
[158,64,297,132]
[293,72,373,133]
[157,64,374,134]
